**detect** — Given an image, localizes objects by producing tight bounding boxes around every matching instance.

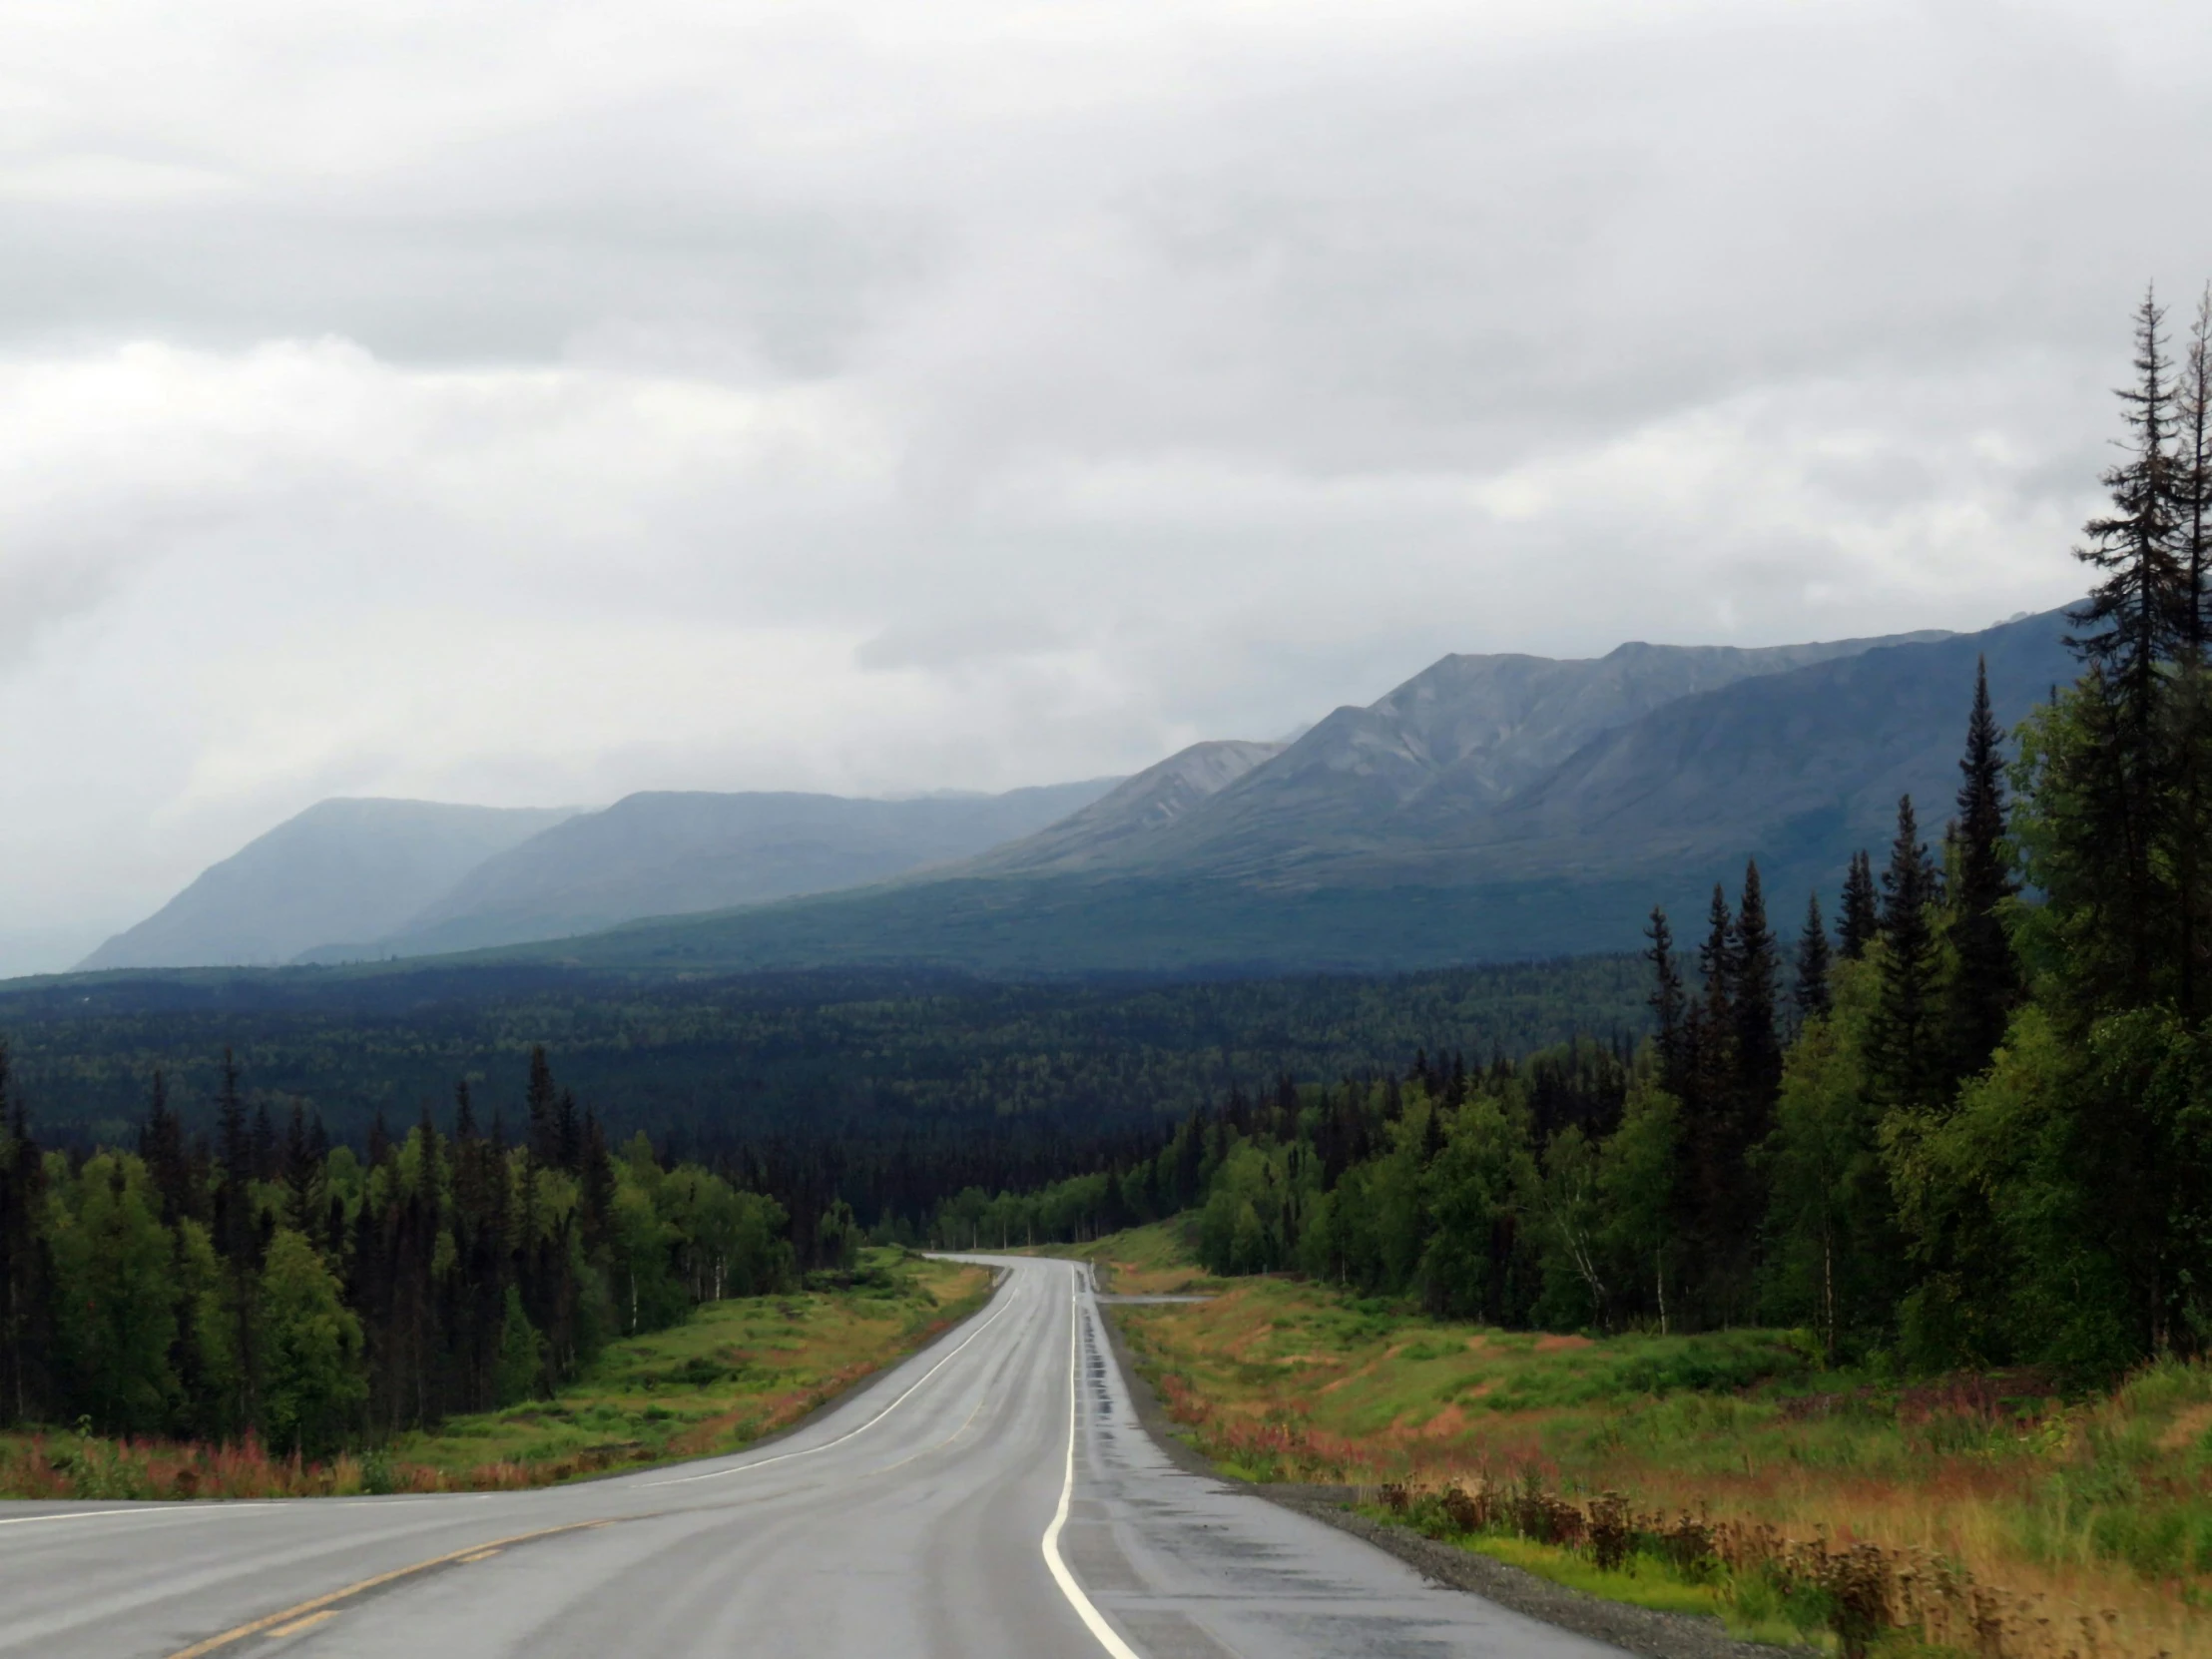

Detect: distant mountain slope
[337,779,1120,959]
[79,800,579,970]
[1462,608,2074,888]
[964,741,1284,875]
[974,630,1946,881]
[475,611,2074,976]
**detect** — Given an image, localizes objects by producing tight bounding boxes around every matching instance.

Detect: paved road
[0,1257,1625,1659]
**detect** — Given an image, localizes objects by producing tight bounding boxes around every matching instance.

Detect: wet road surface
[0,1257,1627,1658]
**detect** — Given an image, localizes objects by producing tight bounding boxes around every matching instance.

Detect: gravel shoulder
[1092,1299,1796,1659]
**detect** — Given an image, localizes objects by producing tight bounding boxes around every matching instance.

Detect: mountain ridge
[79,800,582,971]
[80,611,2058,978]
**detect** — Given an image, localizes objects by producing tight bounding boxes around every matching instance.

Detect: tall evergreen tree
[2070,286,2188,713]
[1794,892,1833,1025]
[1869,797,1944,1110]
[2050,292,2199,1009]
[1838,851,1880,961]
[212,1048,259,1425]
[1946,658,2019,1079]
[1730,859,1783,1123]
[2177,287,2212,655]
[0,1048,53,1426]
[1644,906,1685,1095]
[138,1071,194,1229]
[525,1046,560,1170]
[1686,884,1736,1121]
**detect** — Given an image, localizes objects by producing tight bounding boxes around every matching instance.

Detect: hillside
[963,631,1947,881]
[476,610,2073,975]
[312,779,1119,960]
[76,614,2070,981]
[78,800,579,970]
[963,741,1284,875]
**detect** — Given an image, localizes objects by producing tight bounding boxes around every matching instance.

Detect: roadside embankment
[1069,1222,2212,1659]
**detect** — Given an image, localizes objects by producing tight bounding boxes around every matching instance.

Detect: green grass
[1040,1219,1228,1296]
[391,1250,991,1483]
[0,1250,994,1498]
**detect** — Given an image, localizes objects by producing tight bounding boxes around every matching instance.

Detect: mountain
[1462,609,2073,892]
[79,800,580,970]
[965,741,1284,875]
[310,779,1121,960]
[966,631,1947,882]
[81,611,2080,983]
[463,615,2069,977]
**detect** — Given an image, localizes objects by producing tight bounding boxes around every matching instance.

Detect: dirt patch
[1534,1335,1593,1354]
[1418,1403,1468,1438]
[2159,1401,2212,1451]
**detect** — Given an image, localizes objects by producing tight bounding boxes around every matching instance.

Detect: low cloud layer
[0,0,2203,970]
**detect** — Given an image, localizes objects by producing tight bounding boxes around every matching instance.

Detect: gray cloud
[0,0,2204,969]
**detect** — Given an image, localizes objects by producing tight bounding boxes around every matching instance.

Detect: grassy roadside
[1082,1221,2212,1659]
[0,1250,992,1500]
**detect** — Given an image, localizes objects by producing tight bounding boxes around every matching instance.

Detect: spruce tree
[1730,859,1783,1124]
[2168,290,2212,1018]
[0,1048,53,1426]
[213,1048,259,1426]
[2053,292,2198,1008]
[525,1046,559,1169]
[1644,906,1685,1094]
[138,1070,194,1229]
[1674,883,1744,1321]
[1946,658,2019,1080]
[2178,287,2212,655]
[1794,892,1833,1024]
[2070,286,2188,715]
[1869,797,1944,1109]
[1838,850,1879,960]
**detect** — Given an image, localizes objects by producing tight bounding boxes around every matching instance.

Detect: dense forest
[0,1046,795,1451]
[0,957,1648,1149]
[979,293,2212,1376]
[0,949,1644,1445]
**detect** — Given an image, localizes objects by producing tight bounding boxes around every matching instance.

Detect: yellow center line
[263,1610,337,1639]
[161,1519,615,1658]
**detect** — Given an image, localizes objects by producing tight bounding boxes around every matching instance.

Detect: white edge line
[1041,1266,1142,1659]
[646,1266,1022,1486]
[0,1504,288,1531]
[2,1271,1020,1525]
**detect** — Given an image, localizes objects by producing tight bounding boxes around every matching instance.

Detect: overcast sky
[2,0,2208,971]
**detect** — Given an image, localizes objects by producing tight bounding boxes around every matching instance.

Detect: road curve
[0,1257,1627,1658]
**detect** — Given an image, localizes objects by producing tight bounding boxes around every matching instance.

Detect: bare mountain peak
[961,739,1284,876]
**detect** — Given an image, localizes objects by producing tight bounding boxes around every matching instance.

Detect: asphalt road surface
[0,1257,1627,1659]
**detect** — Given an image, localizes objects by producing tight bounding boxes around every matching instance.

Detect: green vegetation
[0,1046,796,1451]
[386,1250,990,1485]
[1094,1225,2212,1659]
[0,957,1650,1149]
[0,1249,990,1497]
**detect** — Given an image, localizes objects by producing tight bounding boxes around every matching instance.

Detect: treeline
[0,957,1650,1149]
[1123,291,2212,1376]
[0,1048,791,1451]
[921,1040,1635,1256]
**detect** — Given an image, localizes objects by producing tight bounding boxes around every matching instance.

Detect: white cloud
[0,0,2203,969]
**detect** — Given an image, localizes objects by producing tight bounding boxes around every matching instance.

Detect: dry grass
[1095,1233,2212,1659]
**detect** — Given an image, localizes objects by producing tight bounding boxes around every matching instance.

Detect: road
[0,1257,1626,1658]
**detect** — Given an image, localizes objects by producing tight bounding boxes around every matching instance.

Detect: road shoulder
[1090,1299,1791,1659]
